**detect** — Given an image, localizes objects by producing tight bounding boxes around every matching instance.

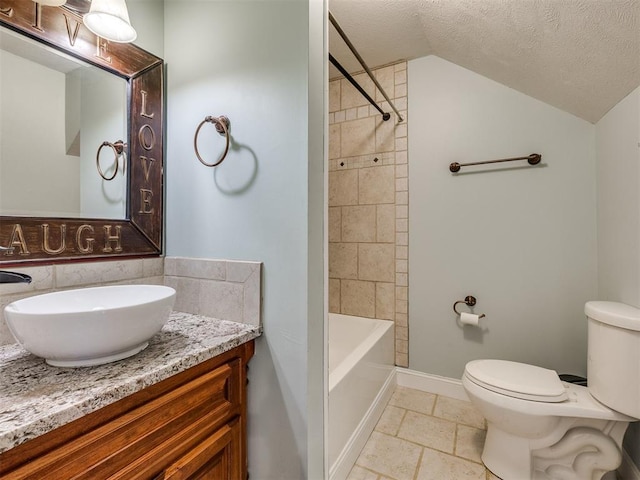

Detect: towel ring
[453,295,486,318]
[96,140,126,181]
[194,115,231,167]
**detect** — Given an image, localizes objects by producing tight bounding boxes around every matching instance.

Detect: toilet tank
[586,301,640,419]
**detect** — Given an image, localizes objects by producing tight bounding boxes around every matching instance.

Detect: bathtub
[329,313,395,479]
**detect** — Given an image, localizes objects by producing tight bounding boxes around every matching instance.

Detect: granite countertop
[0,312,261,454]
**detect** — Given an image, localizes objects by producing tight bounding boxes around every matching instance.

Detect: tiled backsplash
[164,257,262,326]
[0,256,262,346]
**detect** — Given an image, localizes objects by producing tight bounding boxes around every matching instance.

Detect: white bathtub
[329,313,395,479]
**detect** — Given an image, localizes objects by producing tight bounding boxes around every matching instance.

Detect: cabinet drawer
[3,359,242,480]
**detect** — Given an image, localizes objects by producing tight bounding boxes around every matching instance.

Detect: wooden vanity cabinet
[0,341,254,480]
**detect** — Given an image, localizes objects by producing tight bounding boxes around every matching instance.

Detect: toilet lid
[465,359,568,402]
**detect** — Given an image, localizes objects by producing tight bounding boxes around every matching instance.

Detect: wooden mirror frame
[0,0,163,266]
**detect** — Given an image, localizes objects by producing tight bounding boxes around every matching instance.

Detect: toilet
[462,301,640,480]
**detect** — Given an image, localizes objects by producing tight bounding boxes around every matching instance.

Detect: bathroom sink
[4,285,176,367]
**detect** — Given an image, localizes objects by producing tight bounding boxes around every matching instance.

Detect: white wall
[595,86,640,471]
[408,55,597,379]
[164,1,324,479]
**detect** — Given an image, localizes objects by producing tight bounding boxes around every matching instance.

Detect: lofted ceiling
[329,0,640,123]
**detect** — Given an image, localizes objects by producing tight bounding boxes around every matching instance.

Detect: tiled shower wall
[328,61,409,367]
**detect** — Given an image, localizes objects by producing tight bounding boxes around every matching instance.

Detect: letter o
[138,124,156,151]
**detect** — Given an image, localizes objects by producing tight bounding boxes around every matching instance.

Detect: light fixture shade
[84,0,137,43]
[32,0,66,6]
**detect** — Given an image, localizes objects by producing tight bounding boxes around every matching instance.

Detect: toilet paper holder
[453,295,486,318]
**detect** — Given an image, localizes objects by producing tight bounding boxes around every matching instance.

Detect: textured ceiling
[329,0,640,123]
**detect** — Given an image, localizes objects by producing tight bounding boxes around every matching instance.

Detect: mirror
[0,0,163,265]
[0,26,128,219]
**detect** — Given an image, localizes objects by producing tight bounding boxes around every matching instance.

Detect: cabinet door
[162,418,242,480]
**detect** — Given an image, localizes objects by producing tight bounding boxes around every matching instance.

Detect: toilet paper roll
[460,312,480,326]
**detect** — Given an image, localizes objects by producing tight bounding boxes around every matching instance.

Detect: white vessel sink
[4,285,176,367]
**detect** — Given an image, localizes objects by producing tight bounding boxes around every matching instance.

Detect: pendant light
[83,0,137,44]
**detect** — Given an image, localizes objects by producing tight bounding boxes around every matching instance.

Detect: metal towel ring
[453,295,486,318]
[96,140,126,181]
[194,115,231,167]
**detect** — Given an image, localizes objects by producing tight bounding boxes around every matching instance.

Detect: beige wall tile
[396,352,409,368]
[416,449,486,480]
[329,170,358,206]
[396,326,408,341]
[341,73,375,110]
[396,298,408,315]
[359,166,395,205]
[329,278,341,313]
[225,260,260,283]
[164,276,200,314]
[342,205,376,242]
[375,116,396,153]
[359,243,395,282]
[396,246,408,260]
[329,243,358,279]
[56,259,144,288]
[329,124,341,160]
[0,265,53,296]
[376,282,395,320]
[395,312,408,327]
[341,279,375,317]
[374,65,395,102]
[341,117,376,158]
[355,431,421,480]
[164,257,225,280]
[377,204,395,243]
[199,279,244,323]
[394,69,407,85]
[395,352,408,367]
[396,259,408,274]
[357,106,369,118]
[242,264,262,326]
[329,207,342,243]
[143,258,164,277]
[329,79,341,113]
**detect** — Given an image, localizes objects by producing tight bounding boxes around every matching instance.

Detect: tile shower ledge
[0,311,262,454]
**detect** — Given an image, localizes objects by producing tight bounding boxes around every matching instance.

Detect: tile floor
[346,386,501,480]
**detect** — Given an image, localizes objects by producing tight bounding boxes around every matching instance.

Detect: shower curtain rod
[329,11,404,123]
[329,53,391,121]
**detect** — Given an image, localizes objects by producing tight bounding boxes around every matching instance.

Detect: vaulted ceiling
[329,0,640,123]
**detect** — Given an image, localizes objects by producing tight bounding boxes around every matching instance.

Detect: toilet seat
[464,359,568,402]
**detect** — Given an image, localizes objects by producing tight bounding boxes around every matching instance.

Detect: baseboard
[395,367,468,401]
[329,369,397,480]
[619,449,640,480]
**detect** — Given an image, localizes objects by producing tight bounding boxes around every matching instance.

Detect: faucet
[0,247,32,283]
[0,271,32,284]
